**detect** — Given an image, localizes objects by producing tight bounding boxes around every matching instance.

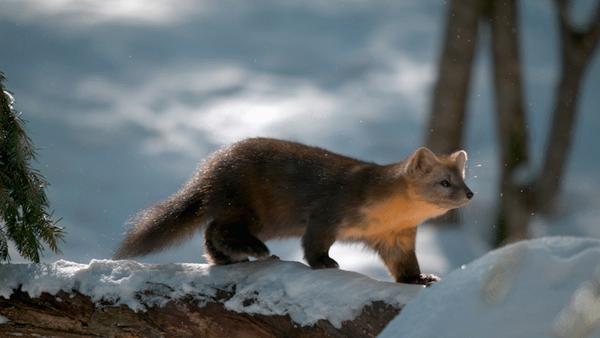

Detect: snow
[0,259,421,328]
[2,90,14,110]
[0,314,9,324]
[379,237,600,338]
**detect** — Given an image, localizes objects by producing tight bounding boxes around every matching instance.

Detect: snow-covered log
[0,259,421,337]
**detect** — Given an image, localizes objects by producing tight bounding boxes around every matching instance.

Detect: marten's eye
[440,179,451,188]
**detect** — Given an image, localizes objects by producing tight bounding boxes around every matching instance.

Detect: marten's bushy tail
[113,190,205,259]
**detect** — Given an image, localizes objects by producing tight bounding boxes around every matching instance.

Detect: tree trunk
[426,0,483,153]
[536,0,600,214]
[425,0,484,224]
[0,289,401,338]
[488,0,533,246]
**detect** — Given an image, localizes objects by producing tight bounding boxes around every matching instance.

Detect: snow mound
[0,259,421,328]
[379,237,600,338]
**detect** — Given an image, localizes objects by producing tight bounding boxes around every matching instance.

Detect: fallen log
[0,259,420,337]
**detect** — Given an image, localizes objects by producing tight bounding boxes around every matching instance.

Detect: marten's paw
[308,255,339,269]
[396,273,441,286]
[404,273,441,286]
[421,273,441,286]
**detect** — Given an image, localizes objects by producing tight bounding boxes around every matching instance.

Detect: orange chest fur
[339,195,447,240]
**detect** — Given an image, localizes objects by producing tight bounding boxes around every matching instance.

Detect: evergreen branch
[0,72,63,263]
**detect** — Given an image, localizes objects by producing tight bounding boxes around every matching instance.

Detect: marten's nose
[466,190,474,199]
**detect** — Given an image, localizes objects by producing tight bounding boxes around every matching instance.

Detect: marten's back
[197,138,384,236]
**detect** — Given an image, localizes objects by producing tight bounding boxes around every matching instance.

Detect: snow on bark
[0,259,420,329]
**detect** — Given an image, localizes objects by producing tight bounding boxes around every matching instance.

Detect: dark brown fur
[115,138,473,284]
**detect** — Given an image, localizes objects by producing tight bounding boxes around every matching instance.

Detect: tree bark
[488,0,533,245]
[536,0,600,214]
[0,288,401,338]
[426,0,483,153]
[425,0,485,224]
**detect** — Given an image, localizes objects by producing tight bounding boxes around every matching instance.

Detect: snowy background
[0,0,599,281]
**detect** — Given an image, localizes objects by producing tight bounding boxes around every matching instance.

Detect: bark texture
[487,0,600,244]
[488,0,533,245]
[426,0,484,154]
[0,288,401,338]
[536,0,600,214]
[425,0,600,245]
[426,0,485,224]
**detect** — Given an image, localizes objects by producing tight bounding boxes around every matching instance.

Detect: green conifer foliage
[0,72,63,262]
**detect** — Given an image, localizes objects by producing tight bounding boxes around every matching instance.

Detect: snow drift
[379,237,600,338]
[0,258,421,329]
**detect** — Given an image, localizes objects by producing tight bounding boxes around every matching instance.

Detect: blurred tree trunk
[426,0,485,224]
[425,0,599,245]
[488,0,600,245]
[536,0,600,214]
[488,0,533,245]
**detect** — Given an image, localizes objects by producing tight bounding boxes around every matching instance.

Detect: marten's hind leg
[302,214,339,269]
[204,218,271,265]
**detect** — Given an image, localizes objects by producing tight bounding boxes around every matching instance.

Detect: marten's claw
[401,273,441,286]
[420,273,441,286]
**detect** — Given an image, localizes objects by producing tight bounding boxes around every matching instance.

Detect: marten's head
[404,147,473,210]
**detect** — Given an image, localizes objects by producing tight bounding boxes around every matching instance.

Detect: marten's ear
[406,147,437,176]
[451,150,468,178]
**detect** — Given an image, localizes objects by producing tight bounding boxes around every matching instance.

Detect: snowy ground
[0,258,421,329]
[380,237,600,338]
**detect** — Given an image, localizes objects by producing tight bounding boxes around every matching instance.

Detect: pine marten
[114,138,473,285]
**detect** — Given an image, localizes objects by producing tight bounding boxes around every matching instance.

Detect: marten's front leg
[374,228,440,285]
